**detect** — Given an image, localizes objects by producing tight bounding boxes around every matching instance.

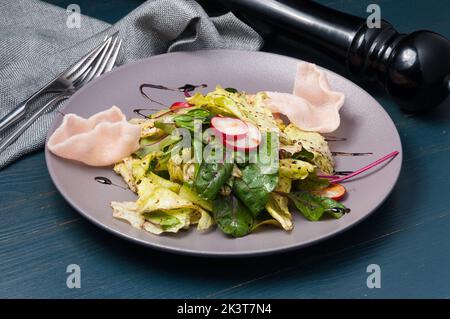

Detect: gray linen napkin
[0,0,263,169]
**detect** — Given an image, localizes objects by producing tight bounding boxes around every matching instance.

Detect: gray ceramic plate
[45,50,402,257]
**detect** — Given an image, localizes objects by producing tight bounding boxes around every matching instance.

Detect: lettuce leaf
[265,177,293,231]
[136,179,195,212]
[179,183,213,211]
[284,124,334,174]
[113,152,162,193]
[111,201,145,229]
[279,158,315,180]
[143,209,191,233]
[188,86,279,133]
[190,206,215,231]
[134,134,180,159]
[286,192,350,221]
[146,172,181,193]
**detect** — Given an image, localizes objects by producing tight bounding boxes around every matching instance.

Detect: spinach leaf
[257,131,279,175]
[186,108,210,118]
[224,87,238,94]
[233,164,278,216]
[194,162,233,201]
[293,148,315,162]
[154,121,176,134]
[296,173,330,191]
[233,133,279,215]
[134,135,181,158]
[286,192,350,221]
[174,115,194,130]
[213,195,254,237]
[173,108,211,131]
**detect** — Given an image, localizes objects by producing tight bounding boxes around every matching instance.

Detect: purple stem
[330,151,399,184]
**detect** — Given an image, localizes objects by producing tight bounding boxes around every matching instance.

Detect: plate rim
[45,49,403,257]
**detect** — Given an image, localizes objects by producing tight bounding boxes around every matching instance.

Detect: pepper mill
[214,0,450,112]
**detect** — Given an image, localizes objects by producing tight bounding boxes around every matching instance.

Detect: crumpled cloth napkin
[0,0,263,169]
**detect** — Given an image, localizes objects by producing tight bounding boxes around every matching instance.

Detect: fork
[0,32,122,135]
[0,33,122,153]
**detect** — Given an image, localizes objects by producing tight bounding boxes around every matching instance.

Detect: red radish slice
[224,122,262,150]
[211,116,249,137]
[170,102,191,111]
[273,112,282,120]
[312,184,346,201]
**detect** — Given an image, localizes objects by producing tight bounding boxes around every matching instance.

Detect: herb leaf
[224,87,238,93]
[293,148,315,162]
[173,108,211,131]
[233,133,279,215]
[286,192,350,221]
[213,195,254,237]
[233,164,278,216]
[194,162,233,201]
[296,173,330,191]
[134,135,181,159]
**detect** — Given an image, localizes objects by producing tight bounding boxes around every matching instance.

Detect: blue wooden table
[1,0,449,298]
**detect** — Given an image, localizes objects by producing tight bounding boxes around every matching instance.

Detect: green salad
[110,86,350,237]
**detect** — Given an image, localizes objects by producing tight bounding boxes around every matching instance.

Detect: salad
[110,86,351,237]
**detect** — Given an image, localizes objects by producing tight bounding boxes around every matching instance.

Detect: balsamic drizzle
[334,171,354,176]
[132,108,162,118]
[331,151,373,156]
[94,176,127,190]
[325,136,347,142]
[139,84,168,107]
[178,84,207,97]
[139,83,208,104]
[177,84,207,92]
[328,207,351,214]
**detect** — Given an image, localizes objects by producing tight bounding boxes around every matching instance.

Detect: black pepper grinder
[214,0,450,112]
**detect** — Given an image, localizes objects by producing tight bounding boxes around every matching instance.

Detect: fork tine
[91,37,119,79]
[104,39,122,73]
[78,35,116,85]
[92,36,122,79]
[76,35,121,88]
[64,36,110,80]
[66,31,119,82]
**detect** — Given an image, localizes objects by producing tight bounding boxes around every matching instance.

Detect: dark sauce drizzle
[325,136,347,142]
[139,84,168,107]
[94,176,128,190]
[132,108,163,118]
[178,83,207,97]
[139,83,207,103]
[332,151,373,156]
[334,170,354,176]
[135,83,208,118]
[328,207,351,214]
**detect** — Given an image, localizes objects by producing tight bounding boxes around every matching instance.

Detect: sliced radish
[313,184,346,201]
[273,112,282,120]
[170,101,191,111]
[224,122,262,150]
[211,116,249,137]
